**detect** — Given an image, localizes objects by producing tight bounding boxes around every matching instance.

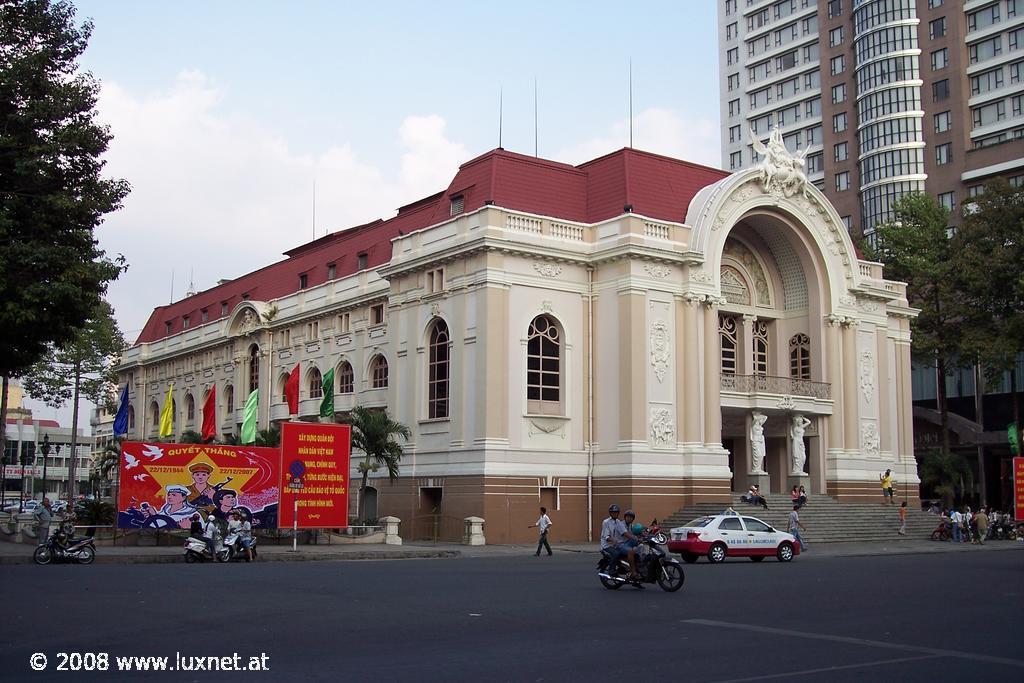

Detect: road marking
[707,654,940,682]
[684,619,1024,669]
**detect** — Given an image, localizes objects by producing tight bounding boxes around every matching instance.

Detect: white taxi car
[668,512,800,563]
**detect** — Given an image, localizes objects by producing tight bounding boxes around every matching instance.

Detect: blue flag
[112,384,130,436]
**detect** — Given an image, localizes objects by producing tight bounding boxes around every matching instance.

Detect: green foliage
[255,425,280,447]
[21,299,125,410]
[90,438,120,480]
[74,499,114,531]
[0,0,130,377]
[918,450,972,508]
[178,430,206,444]
[346,406,411,520]
[955,179,1024,379]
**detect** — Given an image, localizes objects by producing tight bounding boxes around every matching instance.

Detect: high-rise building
[719,0,1024,239]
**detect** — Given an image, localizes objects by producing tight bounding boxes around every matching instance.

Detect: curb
[0,549,461,566]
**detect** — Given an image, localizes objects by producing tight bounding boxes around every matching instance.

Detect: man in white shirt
[528,506,553,556]
[600,504,626,556]
[950,509,963,543]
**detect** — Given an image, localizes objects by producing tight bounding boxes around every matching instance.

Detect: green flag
[319,368,335,418]
[240,389,259,444]
[1009,423,1020,456]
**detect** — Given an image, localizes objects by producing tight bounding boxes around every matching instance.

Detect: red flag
[285,363,300,414]
[201,384,217,441]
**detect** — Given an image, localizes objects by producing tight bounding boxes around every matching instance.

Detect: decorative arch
[337,359,354,394]
[225,301,274,338]
[185,393,195,423]
[369,355,389,389]
[277,373,291,402]
[247,343,260,394]
[526,314,563,415]
[722,237,773,307]
[224,385,235,420]
[127,405,135,430]
[427,318,450,419]
[307,366,323,399]
[149,401,159,428]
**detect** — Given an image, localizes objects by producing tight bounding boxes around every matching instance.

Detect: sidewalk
[1,536,1020,565]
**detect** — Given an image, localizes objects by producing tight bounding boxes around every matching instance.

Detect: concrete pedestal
[380,516,402,546]
[787,474,810,499]
[746,473,770,493]
[463,516,486,546]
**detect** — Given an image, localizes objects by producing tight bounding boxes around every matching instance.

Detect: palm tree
[178,430,205,444]
[347,406,411,522]
[919,449,973,508]
[255,425,281,447]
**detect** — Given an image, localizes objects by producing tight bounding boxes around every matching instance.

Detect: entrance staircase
[659,493,938,544]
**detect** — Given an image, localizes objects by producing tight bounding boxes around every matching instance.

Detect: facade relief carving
[751,128,810,199]
[861,420,880,458]
[650,408,675,447]
[237,310,260,337]
[533,262,563,278]
[643,264,671,279]
[789,414,811,475]
[749,411,768,474]
[649,321,670,383]
[859,349,875,402]
[528,419,566,439]
[723,238,771,306]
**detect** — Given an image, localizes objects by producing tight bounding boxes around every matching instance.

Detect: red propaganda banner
[117,442,281,530]
[1014,457,1024,522]
[278,422,351,529]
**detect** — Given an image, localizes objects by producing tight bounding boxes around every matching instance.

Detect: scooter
[34,532,96,565]
[222,530,258,562]
[597,521,684,592]
[183,532,230,563]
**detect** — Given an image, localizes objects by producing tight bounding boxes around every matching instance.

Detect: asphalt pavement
[1,546,1022,681]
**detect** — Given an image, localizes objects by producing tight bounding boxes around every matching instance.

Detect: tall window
[150,401,159,427]
[185,394,195,422]
[370,356,389,389]
[248,344,259,394]
[527,315,561,414]
[338,361,354,394]
[790,333,811,380]
[720,315,738,375]
[225,386,234,418]
[428,320,450,419]
[127,405,135,430]
[752,320,769,376]
[278,374,290,402]
[308,368,323,399]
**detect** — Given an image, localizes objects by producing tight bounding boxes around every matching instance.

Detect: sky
[22,0,722,428]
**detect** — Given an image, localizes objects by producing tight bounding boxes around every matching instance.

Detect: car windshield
[684,517,714,528]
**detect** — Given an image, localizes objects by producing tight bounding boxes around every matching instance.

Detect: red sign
[1015,457,1024,522]
[278,422,351,529]
[116,442,281,530]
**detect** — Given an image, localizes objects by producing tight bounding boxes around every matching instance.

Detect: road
[2,549,1022,681]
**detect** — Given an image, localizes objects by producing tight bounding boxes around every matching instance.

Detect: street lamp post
[40,434,51,500]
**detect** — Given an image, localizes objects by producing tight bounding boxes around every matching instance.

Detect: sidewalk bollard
[381,516,402,545]
[463,516,485,546]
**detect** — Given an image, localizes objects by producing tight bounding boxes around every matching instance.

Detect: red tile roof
[135,147,727,344]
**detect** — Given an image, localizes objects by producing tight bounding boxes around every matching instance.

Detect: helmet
[624,509,636,518]
[631,522,644,536]
[608,504,620,513]
[207,515,216,522]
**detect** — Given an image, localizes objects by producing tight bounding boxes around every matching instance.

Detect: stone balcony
[720,374,833,414]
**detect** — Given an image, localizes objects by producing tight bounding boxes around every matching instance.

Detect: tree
[866,193,965,459]
[919,450,972,509]
[254,425,280,448]
[0,0,130,479]
[22,300,125,499]
[955,179,1024,459]
[347,406,411,522]
[178,430,206,444]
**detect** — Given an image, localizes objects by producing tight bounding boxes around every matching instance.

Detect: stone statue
[749,411,767,475]
[790,414,811,475]
[750,128,810,199]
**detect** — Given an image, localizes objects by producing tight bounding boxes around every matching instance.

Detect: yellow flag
[159,384,175,438]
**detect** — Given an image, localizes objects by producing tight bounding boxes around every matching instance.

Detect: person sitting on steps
[742,484,769,509]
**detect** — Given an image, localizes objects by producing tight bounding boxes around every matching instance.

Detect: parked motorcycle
[930,522,951,542]
[222,530,258,562]
[183,533,230,563]
[33,533,96,565]
[597,521,684,592]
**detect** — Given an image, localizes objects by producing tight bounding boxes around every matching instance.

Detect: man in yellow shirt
[880,469,894,505]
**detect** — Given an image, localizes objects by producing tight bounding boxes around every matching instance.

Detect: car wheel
[750,555,765,562]
[707,542,727,564]
[777,542,794,562]
[680,552,699,564]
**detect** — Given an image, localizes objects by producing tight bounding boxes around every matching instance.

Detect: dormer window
[299,273,308,289]
[450,195,464,216]
[327,263,336,280]
[242,292,250,301]
[183,315,190,330]
[357,253,368,270]
[165,321,172,335]
[201,308,208,323]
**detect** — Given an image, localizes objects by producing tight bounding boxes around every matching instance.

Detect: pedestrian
[974,508,988,545]
[33,498,53,545]
[880,469,894,505]
[528,506,553,556]
[963,507,974,543]
[950,508,963,543]
[789,505,806,552]
[797,485,808,509]
[898,501,907,535]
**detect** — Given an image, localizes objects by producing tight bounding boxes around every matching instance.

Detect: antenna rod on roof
[499,87,503,149]
[312,179,317,240]
[169,269,174,304]
[629,58,633,148]
[534,77,538,157]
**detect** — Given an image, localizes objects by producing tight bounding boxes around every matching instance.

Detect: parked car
[50,501,68,514]
[668,513,800,563]
[3,500,40,514]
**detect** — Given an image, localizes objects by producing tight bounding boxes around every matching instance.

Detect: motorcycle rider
[600,504,626,558]
[201,514,220,558]
[238,512,255,562]
[621,510,643,580]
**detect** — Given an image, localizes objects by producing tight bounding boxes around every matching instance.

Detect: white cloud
[94,71,467,341]
[555,107,721,169]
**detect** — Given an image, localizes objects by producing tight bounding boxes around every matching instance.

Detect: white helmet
[207,515,216,522]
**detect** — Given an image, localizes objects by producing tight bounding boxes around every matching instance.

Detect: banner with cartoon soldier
[117,442,280,530]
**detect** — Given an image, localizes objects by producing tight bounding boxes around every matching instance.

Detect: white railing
[550,222,584,241]
[506,215,542,234]
[859,263,873,277]
[644,222,671,240]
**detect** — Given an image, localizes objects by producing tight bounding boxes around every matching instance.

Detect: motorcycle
[183,532,230,563]
[222,529,258,562]
[34,532,96,565]
[597,521,684,592]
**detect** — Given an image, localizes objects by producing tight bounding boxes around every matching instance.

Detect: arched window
[278,374,291,402]
[790,333,811,380]
[527,315,561,415]
[370,356,389,389]
[248,344,260,394]
[127,405,135,430]
[752,320,769,376]
[428,320,450,418]
[150,401,159,427]
[225,385,234,419]
[185,394,195,423]
[338,361,354,394]
[719,315,738,375]
[309,367,323,398]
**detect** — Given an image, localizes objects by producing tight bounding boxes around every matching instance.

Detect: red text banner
[117,442,281,530]
[1015,457,1024,522]
[278,422,351,529]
